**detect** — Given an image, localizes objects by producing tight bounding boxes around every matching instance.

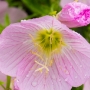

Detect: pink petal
[83,80,90,90]
[0,16,57,76]
[16,56,71,90]
[57,1,90,28]
[54,28,90,86]
[0,23,40,76]
[14,79,20,90]
[21,15,54,30]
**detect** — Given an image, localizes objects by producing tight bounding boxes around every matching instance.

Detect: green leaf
[0,15,10,33]
[22,0,51,15]
[4,14,11,26]
[0,81,4,85]
[0,24,5,33]
[72,85,83,90]
[6,76,11,90]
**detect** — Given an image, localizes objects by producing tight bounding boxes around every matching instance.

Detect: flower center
[29,29,66,73]
[35,29,65,55]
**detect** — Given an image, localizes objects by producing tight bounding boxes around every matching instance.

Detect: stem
[6,76,11,90]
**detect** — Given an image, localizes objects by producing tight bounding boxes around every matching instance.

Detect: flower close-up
[57,1,90,28]
[0,16,90,90]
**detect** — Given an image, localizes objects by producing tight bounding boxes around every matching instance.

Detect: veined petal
[16,57,71,90]
[54,29,90,86]
[21,16,56,30]
[0,22,42,76]
[0,16,62,76]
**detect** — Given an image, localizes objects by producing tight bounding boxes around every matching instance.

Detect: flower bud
[57,1,90,28]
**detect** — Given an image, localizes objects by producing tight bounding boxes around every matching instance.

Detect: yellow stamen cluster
[29,29,66,73]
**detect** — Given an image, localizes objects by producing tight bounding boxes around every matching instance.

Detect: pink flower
[60,0,90,7]
[57,1,90,28]
[0,16,90,90]
[0,1,27,24]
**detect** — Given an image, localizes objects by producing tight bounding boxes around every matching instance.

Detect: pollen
[35,28,66,56]
[29,28,66,73]
[35,60,49,73]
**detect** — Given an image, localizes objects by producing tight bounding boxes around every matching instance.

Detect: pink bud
[57,1,90,28]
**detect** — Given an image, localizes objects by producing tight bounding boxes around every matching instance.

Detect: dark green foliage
[72,85,83,90]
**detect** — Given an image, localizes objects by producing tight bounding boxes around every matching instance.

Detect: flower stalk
[6,76,11,90]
